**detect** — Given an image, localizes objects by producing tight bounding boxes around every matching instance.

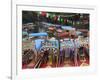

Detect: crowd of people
[22,25,89,68]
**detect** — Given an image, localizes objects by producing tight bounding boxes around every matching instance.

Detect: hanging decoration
[50,14,53,19]
[41,11,46,17]
[39,11,42,15]
[37,12,77,25]
[64,19,67,23]
[58,16,60,21]
[53,14,55,17]
[46,13,49,18]
[73,21,75,25]
[67,19,69,23]
[54,16,58,21]
[60,18,64,23]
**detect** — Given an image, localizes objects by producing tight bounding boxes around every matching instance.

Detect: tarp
[29,32,48,37]
[34,39,45,51]
[61,26,75,30]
